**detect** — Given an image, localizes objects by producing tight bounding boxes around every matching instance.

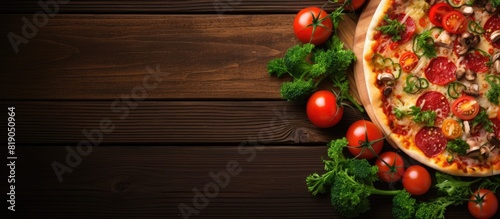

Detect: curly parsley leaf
[472,109,493,132]
[486,75,500,105]
[413,30,437,58]
[394,106,436,126]
[377,15,406,42]
[446,139,469,156]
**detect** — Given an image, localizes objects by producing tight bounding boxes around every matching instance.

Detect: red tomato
[452,95,480,120]
[442,11,467,34]
[293,7,333,45]
[429,3,453,27]
[402,165,431,195]
[468,189,498,219]
[306,90,343,128]
[375,152,405,182]
[399,52,419,72]
[346,120,384,159]
[337,0,367,11]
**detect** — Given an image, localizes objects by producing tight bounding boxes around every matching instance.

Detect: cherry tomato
[441,119,463,139]
[497,109,500,121]
[293,7,333,45]
[337,0,367,11]
[402,165,431,195]
[399,52,419,72]
[442,11,467,34]
[375,152,405,182]
[306,90,343,128]
[468,189,498,219]
[452,95,480,120]
[346,120,384,159]
[428,3,453,27]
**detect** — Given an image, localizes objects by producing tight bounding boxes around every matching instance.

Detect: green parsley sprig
[394,106,436,127]
[413,29,437,58]
[377,15,406,42]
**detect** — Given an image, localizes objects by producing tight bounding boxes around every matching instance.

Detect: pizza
[361,0,500,176]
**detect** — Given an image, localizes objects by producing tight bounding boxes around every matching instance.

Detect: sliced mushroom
[467,145,489,162]
[495,60,500,74]
[456,68,466,80]
[461,6,474,16]
[459,32,480,49]
[377,72,395,82]
[460,32,473,45]
[377,73,395,97]
[469,35,481,48]
[490,30,500,42]
[465,69,477,81]
[456,45,469,56]
[464,83,480,96]
[383,86,393,97]
[487,132,500,146]
[493,51,500,62]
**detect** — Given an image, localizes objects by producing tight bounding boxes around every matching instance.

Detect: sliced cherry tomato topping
[452,95,479,120]
[442,11,467,34]
[429,3,453,27]
[465,50,490,73]
[441,119,462,139]
[425,57,457,85]
[399,52,419,72]
[485,13,500,49]
[415,127,448,157]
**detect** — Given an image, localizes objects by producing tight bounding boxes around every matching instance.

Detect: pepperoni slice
[485,14,500,49]
[415,127,448,157]
[416,91,450,120]
[465,50,490,73]
[425,57,457,85]
[395,13,416,44]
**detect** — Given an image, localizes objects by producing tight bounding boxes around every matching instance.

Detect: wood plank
[10,146,480,218]
[0,14,358,100]
[5,101,368,145]
[0,0,342,14]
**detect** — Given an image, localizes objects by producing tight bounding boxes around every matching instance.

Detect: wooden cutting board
[352,0,398,147]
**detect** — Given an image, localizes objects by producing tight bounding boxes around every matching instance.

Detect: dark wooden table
[0,1,486,218]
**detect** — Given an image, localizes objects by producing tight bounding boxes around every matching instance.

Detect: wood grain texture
[6,101,368,145]
[353,0,380,124]
[0,14,357,100]
[10,145,480,219]
[0,0,343,14]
